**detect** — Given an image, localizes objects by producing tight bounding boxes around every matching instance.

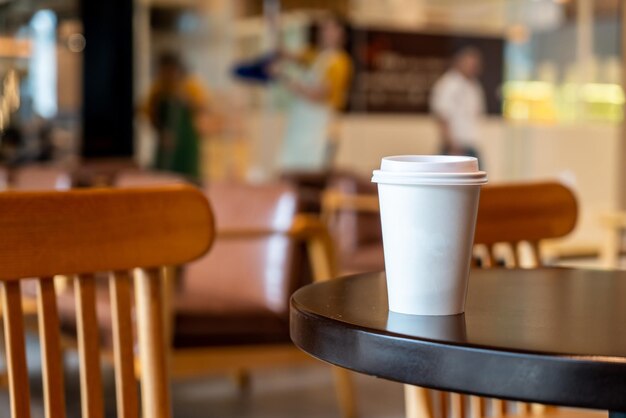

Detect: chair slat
[485,245,497,268]
[439,391,448,418]
[2,281,31,418]
[517,401,530,415]
[75,274,104,418]
[510,243,520,267]
[450,393,464,418]
[161,266,176,346]
[135,268,171,418]
[470,396,483,418]
[492,399,505,418]
[529,241,542,267]
[404,385,432,418]
[332,367,357,418]
[109,271,139,418]
[37,278,66,418]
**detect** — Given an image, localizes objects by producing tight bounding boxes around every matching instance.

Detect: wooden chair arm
[321,190,379,217]
[290,214,338,283]
[215,215,337,283]
[215,215,332,242]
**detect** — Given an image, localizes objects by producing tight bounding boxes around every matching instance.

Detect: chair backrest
[0,186,214,418]
[474,181,577,267]
[10,165,72,190]
[180,182,299,322]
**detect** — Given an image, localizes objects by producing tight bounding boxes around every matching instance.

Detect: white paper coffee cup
[372,155,487,316]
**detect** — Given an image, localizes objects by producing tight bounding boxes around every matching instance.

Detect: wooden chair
[322,181,605,418]
[0,185,214,418]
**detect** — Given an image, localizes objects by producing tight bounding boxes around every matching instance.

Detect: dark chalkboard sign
[347,29,504,115]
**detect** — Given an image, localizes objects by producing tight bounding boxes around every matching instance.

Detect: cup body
[377,183,480,315]
[372,155,486,316]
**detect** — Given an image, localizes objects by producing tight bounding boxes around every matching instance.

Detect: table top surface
[290,268,626,411]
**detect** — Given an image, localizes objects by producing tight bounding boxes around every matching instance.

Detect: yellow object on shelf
[503,81,557,123]
[502,80,624,123]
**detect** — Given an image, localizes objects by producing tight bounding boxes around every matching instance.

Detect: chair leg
[0,322,6,387]
[332,366,358,418]
[531,403,557,415]
[404,384,433,418]
[234,369,252,394]
[601,227,621,268]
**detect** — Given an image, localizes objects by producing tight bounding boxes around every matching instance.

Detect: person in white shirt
[430,47,486,160]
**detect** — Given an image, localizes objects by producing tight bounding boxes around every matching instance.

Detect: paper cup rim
[372,170,488,185]
[380,155,479,173]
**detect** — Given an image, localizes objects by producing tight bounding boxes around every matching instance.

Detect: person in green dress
[143,53,212,182]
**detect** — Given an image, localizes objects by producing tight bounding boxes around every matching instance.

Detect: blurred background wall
[0,0,623,256]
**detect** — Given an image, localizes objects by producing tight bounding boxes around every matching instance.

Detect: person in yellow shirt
[143,53,212,182]
[275,14,353,170]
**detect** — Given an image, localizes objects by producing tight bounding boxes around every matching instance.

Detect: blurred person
[430,47,485,160]
[273,14,353,171]
[143,52,214,182]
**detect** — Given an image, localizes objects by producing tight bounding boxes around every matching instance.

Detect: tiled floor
[171,365,404,418]
[0,336,405,418]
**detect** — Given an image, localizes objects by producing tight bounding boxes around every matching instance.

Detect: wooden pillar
[81,0,134,159]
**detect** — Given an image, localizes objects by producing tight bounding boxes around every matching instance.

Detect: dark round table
[290,268,626,416]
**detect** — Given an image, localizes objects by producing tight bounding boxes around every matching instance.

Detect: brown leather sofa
[172,181,306,348]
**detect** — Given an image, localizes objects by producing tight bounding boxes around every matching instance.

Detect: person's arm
[280,54,351,106]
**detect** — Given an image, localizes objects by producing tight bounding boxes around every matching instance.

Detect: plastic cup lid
[372,155,487,186]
